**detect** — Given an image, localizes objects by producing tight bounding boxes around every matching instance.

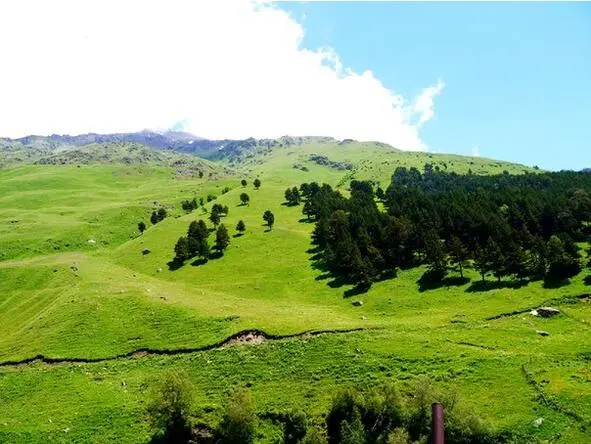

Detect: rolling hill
[0,133,588,443]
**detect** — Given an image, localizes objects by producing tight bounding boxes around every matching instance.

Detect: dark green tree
[253,178,261,189]
[424,230,448,277]
[215,390,256,444]
[210,209,221,226]
[147,370,193,444]
[215,224,230,253]
[473,244,490,282]
[222,205,229,216]
[138,221,146,233]
[448,236,468,278]
[157,208,167,221]
[236,220,246,235]
[240,193,250,206]
[263,210,275,229]
[241,179,247,187]
[150,211,159,225]
[283,410,308,444]
[375,187,385,201]
[174,236,190,263]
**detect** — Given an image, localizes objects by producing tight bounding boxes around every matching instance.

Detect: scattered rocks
[70,264,78,272]
[156,267,162,273]
[530,309,539,316]
[87,239,96,244]
[536,330,550,337]
[533,417,544,428]
[537,307,560,318]
[352,300,363,307]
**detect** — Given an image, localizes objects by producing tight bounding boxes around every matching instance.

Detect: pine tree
[210,208,221,226]
[263,210,275,229]
[215,224,230,253]
[473,244,490,282]
[174,237,190,263]
[240,193,250,206]
[236,220,246,235]
[448,236,468,278]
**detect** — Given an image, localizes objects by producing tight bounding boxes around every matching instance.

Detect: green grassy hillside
[0,139,588,443]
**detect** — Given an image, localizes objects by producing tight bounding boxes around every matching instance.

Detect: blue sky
[280,2,591,170]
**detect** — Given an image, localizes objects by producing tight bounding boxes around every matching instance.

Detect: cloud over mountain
[0,0,443,150]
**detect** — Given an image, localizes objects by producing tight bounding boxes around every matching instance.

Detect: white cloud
[0,0,443,151]
[472,145,481,157]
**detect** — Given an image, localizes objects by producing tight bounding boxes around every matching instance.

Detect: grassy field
[0,141,588,443]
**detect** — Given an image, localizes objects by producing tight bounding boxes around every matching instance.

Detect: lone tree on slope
[138,221,147,233]
[241,179,247,187]
[236,220,246,235]
[240,193,250,206]
[263,210,275,230]
[253,178,261,189]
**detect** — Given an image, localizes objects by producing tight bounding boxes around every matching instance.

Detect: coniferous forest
[299,167,591,292]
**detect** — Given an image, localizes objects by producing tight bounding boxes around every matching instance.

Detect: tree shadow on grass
[343,281,372,298]
[149,417,193,444]
[190,252,223,266]
[298,217,314,224]
[584,275,591,286]
[232,233,244,238]
[167,259,184,271]
[543,277,571,289]
[465,279,529,293]
[417,270,470,292]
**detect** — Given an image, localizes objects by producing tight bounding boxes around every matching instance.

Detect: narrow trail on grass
[0,327,367,368]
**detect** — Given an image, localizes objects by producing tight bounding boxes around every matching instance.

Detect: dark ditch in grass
[0,327,368,368]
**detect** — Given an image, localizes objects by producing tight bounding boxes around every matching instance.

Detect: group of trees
[210,203,230,227]
[150,208,168,225]
[285,186,302,206]
[181,197,199,213]
[148,372,497,444]
[297,167,591,289]
[241,178,262,189]
[173,218,230,264]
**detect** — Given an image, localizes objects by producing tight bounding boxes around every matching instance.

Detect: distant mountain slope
[1,130,538,185]
[31,143,234,178]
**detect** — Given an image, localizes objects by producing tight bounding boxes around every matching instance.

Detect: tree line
[294,167,591,290]
[148,371,500,444]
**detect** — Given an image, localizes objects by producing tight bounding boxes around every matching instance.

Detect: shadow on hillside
[584,275,591,286]
[344,281,372,298]
[543,277,571,289]
[149,417,193,444]
[190,251,223,266]
[417,271,470,292]
[298,217,314,224]
[167,259,184,271]
[233,233,244,238]
[465,279,528,293]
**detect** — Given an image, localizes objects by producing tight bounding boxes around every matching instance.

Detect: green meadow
[0,141,589,443]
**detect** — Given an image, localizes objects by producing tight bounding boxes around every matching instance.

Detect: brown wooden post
[431,402,444,444]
